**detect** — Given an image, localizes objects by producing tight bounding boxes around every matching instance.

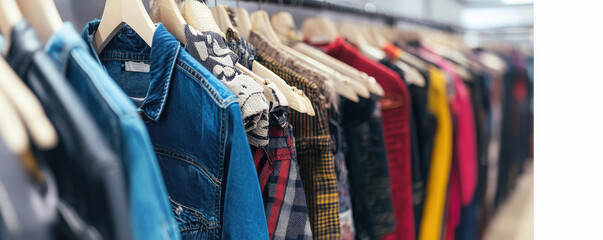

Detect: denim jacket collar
[46,22,88,73]
[81,19,179,122]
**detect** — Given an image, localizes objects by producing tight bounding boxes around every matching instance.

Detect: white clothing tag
[124,61,150,73]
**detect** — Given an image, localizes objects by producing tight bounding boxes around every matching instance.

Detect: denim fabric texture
[6,20,130,240]
[43,22,180,240]
[82,19,268,240]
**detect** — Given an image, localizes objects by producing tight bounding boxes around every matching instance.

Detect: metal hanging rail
[238,0,462,32]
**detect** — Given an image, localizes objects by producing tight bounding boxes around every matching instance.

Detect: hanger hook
[214,0,217,6]
[236,0,239,8]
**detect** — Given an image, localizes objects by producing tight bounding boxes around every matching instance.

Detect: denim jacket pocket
[155,146,222,240]
[169,198,219,240]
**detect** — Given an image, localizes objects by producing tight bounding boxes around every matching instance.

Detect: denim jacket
[45,22,180,240]
[82,20,268,240]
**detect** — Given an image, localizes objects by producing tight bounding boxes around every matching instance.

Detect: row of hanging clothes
[0,0,533,239]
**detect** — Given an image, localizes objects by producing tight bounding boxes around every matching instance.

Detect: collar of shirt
[45,22,89,72]
[81,19,179,122]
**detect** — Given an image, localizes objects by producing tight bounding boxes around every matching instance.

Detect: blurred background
[54,0,533,49]
[28,0,535,239]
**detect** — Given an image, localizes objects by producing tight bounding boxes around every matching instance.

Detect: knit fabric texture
[184,25,269,147]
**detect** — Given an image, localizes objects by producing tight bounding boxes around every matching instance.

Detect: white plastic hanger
[16,0,63,45]
[93,0,157,54]
[251,10,361,102]
[274,12,382,97]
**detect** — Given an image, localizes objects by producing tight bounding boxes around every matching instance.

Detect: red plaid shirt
[252,106,313,240]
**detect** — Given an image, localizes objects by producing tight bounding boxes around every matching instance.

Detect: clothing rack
[237,0,463,32]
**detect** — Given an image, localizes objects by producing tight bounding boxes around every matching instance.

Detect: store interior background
[54,0,533,48]
[52,0,534,239]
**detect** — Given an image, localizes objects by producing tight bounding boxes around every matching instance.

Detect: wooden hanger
[396,60,426,87]
[150,0,187,43]
[361,24,381,48]
[0,0,23,53]
[237,64,290,108]
[180,0,224,37]
[0,1,59,151]
[0,57,58,151]
[180,0,309,113]
[369,25,389,49]
[252,11,360,102]
[277,12,383,97]
[217,7,312,114]
[358,23,431,73]
[252,61,309,114]
[258,11,362,101]
[179,1,288,106]
[212,7,287,107]
[0,84,28,156]
[270,11,299,45]
[249,10,282,45]
[0,60,29,156]
[16,0,63,45]
[93,0,156,54]
[210,5,235,35]
[233,7,252,39]
[294,88,315,117]
[299,16,338,45]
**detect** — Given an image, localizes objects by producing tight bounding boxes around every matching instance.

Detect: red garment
[420,47,478,240]
[420,47,478,206]
[319,37,415,240]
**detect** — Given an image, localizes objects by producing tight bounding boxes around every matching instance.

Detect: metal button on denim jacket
[82,20,268,240]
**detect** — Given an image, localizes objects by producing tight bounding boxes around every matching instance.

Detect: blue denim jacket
[44,22,180,240]
[82,19,268,240]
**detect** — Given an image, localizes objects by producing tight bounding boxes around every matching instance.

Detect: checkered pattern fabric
[225,28,256,70]
[256,53,340,240]
[251,104,313,240]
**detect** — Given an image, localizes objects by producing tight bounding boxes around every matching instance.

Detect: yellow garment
[418,67,453,240]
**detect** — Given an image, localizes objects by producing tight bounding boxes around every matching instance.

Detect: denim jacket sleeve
[222,104,269,240]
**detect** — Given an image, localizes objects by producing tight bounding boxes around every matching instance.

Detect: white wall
[461,5,534,29]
